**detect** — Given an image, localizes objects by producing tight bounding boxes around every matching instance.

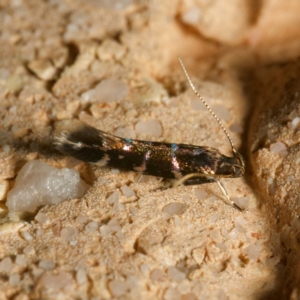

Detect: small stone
[100,224,111,236]
[107,218,121,233]
[76,269,87,285]
[76,215,88,224]
[106,191,119,204]
[35,212,48,224]
[16,255,26,266]
[181,7,201,25]
[270,142,288,157]
[20,231,33,241]
[242,243,260,261]
[39,260,55,270]
[120,185,135,197]
[163,202,188,218]
[60,227,78,242]
[0,179,9,200]
[0,257,13,273]
[164,287,181,300]
[135,120,162,137]
[108,279,128,297]
[150,269,165,281]
[195,189,208,200]
[9,274,20,286]
[85,221,99,233]
[6,160,89,212]
[39,273,73,290]
[27,58,57,80]
[167,266,186,282]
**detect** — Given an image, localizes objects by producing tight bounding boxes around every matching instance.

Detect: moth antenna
[178,57,236,156]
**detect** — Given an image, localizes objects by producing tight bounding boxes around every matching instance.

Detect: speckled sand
[1,1,300,299]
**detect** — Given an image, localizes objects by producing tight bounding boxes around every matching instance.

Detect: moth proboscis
[55,58,245,210]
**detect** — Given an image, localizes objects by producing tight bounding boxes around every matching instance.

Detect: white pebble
[167,266,186,282]
[135,120,162,137]
[163,202,187,217]
[39,273,73,290]
[164,287,181,300]
[85,221,99,233]
[195,189,208,200]
[221,228,230,240]
[76,215,88,224]
[114,126,136,139]
[60,227,78,242]
[150,269,165,281]
[108,279,128,297]
[232,196,250,210]
[16,255,26,266]
[215,242,227,251]
[270,142,288,157]
[120,185,135,197]
[87,78,129,104]
[23,246,35,256]
[0,179,10,200]
[181,7,201,25]
[100,224,111,236]
[39,260,55,270]
[107,218,121,233]
[288,117,300,130]
[35,212,48,224]
[9,274,20,286]
[242,243,260,260]
[111,168,120,174]
[209,229,219,241]
[6,161,89,212]
[229,228,239,239]
[0,257,13,273]
[20,231,33,241]
[106,191,119,204]
[76,269,87,285]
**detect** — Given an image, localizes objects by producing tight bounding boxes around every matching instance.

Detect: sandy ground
[0,0,300,299]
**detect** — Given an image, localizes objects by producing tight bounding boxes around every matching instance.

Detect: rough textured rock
[0,0,300,299]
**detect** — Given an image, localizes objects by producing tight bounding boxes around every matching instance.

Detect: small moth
[55,58,245,210]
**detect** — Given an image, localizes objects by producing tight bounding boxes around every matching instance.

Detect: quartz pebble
[20,231,33,241]
[76,269,87,285]
[85,221,99,233]
[39,260,55,270]
[81,78,129,104]
[164,287,181,300]
[163,202,188,217]
[270,142,288,157]
[195,189,208,200]
[39,273,73,290]
[167,266,186,282]
[9,274,20,286]
[35,212,48,224]
[0,257,13,273]
[135,120,162,137]
[108,279,128,297]
[60,227,78,242]
[6,160,89,212]
[16,255,26,266]
[120,185,135,197]
[181,7,201,25]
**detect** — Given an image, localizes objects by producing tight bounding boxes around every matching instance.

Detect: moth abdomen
[55,125,107,163]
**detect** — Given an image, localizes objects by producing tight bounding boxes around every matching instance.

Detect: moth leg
[215,179,242,212]
[172,173,242,211]
[136,174,143,183]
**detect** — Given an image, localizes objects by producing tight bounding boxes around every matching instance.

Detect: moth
[55,58,245,210]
